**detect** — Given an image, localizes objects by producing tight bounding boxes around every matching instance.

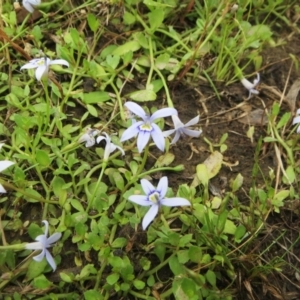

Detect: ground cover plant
[0,0,300,299]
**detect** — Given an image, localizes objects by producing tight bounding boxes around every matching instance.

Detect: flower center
[139,122,153,132]
[37,58,46,66]
[149,191,160,204]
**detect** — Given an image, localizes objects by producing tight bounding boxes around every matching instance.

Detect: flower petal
[162,129,175,137]
[128,195,151,206]
[35,65,48,81]
[45,249,57,271]
[170,131,181,144]
[32,249,46,262]
[142,204,159,230]
[29,0,41,5]
[47,232,62,245]
[49,59,69,67]
[20,59,41,70]
[160,197,190,207]
[157,176,168,198]
[115,145,125,156]
[124,102,147,119]
[0,160,14,172]
[0,184,6,193]
[293,116,300,125]
[137,131,151,153]
[25,241,43,250]
[253,73,260,86]
[150,123,165,152]
[140,179,155,195]
[150,107,177,121]
[171,115,184,129]
[185,115,200,127]
[120,121,143,142]
[241,78,254,90]
[249,88,259,95]
[22,0,34,13]
[182,128,202,138]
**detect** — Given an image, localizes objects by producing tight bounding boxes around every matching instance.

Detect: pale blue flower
[241,73,260,99]
[163,115,202,144]
[78,128,100,147]
[293,108,300,133]
[120,102,177,153]
[0,143,14,193]
[22,0,40,13]
[96,132,124,161]
[21,57,69,81]
[25,220,62,271]
[128,176,190,230]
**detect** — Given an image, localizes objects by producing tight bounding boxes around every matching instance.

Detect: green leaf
[32,275,52,289]
[205,270,216,287]
[111,237,127,248]
[60,272,74,283]
[179,234,193,247]
[36,149,51,167]
[84,290,103,300]
[87,13,99,32]
[276,112,291,129]
[112,171,125,190]
[106,54,120,69]
[129,89,157,101]
[71,199,84,212]
[86,104,98,117]
[231,173,243,192]
[112,41,141,56]
[155,53,170,70]
[154,243,165,262]
[224,219,237,235]
[133,279,145,290]
[26,260,47,281]
[148,9,164,31]
[188,246,202,263]
[234,225,247,242]
[154,153,175,167]
[169,255,185,275]
[196,164,209,186]
[123,11,136,25]
[82,91,111,104]
[106,273,120,285]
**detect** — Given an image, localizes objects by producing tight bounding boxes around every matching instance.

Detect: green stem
[0,244,26,250]
[94,260,107,290]
[147,36,155,87]
[153,66,173,107]
[273,127,295,166]
[0,181,57,204]
[42,80,51,133]
[85,162,107,212]
[110,82,125,121]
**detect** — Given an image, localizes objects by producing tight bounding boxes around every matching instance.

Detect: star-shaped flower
[22,0,41,13]
[128,176,190,230]
[163,115,202,144]
[96,133,125,161]
[21,57,69,81]
[120,102,177,153]
[0,144,14,193]
[25,220,62,271]
[241,73,260,99]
